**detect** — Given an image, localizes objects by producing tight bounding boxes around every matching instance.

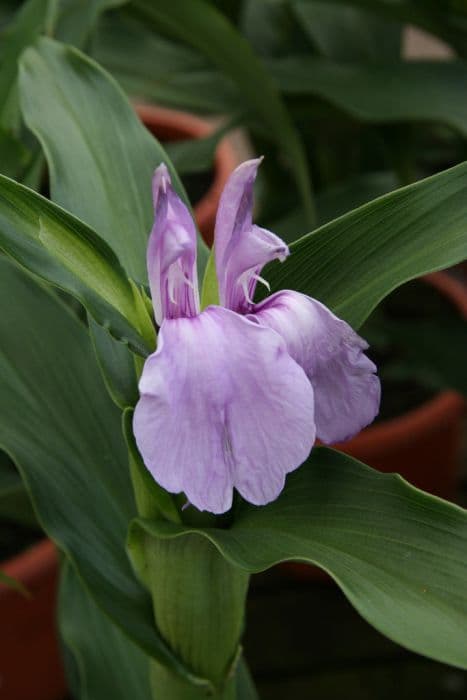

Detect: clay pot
[0,540,65,700]
[135,104,238,246]
[286,272,466,581]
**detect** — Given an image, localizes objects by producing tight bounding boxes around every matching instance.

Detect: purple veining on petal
[133,306,315,514]
[251,290,381,444]
[148,164,200,325]
[214,159,289,313]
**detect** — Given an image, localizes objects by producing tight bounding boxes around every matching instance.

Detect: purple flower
[133,159,380,514]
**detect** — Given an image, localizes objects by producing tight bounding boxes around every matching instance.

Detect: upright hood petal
[214,159,288,314]
[148,164,200,325]
[133,307,315,514]
[251,291,381,444]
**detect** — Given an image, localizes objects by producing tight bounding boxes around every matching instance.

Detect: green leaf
[272,171,398,244]
[130,0,316,226]
[19,37,208,284]
[134,448,467,670]
[235,659,259,700]
[0,0,53,129]
[59,559,151,700]
[200,250,220,309]
[264,162,467,329]
[240,0,310,59]
[89,318,139,410]
[291,0,401,61]
[317,171,399,225]
[0,174,154,354]
[270,57,467,139]
[53,0,126,48]
[93,12,238,114]
[0,258,191,678]
[0,128,32,178]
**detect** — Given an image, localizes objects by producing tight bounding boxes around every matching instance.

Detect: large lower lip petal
[133,306,315,514]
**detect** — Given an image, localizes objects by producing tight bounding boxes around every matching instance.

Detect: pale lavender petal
[133,306,315,514]
[251,291,381,444]
[214,159,289,313]
[148,164,199,325]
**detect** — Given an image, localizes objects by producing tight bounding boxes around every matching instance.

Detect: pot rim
[0,539,56,596]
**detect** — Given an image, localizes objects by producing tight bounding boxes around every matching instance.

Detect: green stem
[150,661,237,699]
[145,533,250,697]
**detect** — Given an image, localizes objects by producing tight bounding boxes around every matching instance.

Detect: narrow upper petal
[133,306,315,514]
[251,291,381,444]
[148,164,199,325]
[214,158,289,314]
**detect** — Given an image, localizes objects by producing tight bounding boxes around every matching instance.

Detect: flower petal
[133,306,315,514]
[251,291,381,444]
[214,159,288,313]
[148,164,199,325]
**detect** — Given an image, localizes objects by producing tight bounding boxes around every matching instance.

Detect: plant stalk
[145,533,250,698]
[150,661,237,699]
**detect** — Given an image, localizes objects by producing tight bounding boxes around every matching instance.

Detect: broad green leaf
[263,162,467,329]
[291,0,401,61]
[0,258,191,678]
[59,560,151,700]
[134,448,467,670]
[0,174,154,354]
[0,0,53,129]
[130,0,316,226]
[19,37,208,283]
[93,12,238,113]
[270,57,467,139]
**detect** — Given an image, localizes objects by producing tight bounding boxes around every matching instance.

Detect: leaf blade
[19,36,208,284]
[130,0,316,226]
[135,448,467,670]
[0,258,189,676]
[0,174,153,354]
[264,162,467,329]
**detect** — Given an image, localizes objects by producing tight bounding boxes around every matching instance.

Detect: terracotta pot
[135,104,238,246]
[0,540,65,700]
[286,272,466,581]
